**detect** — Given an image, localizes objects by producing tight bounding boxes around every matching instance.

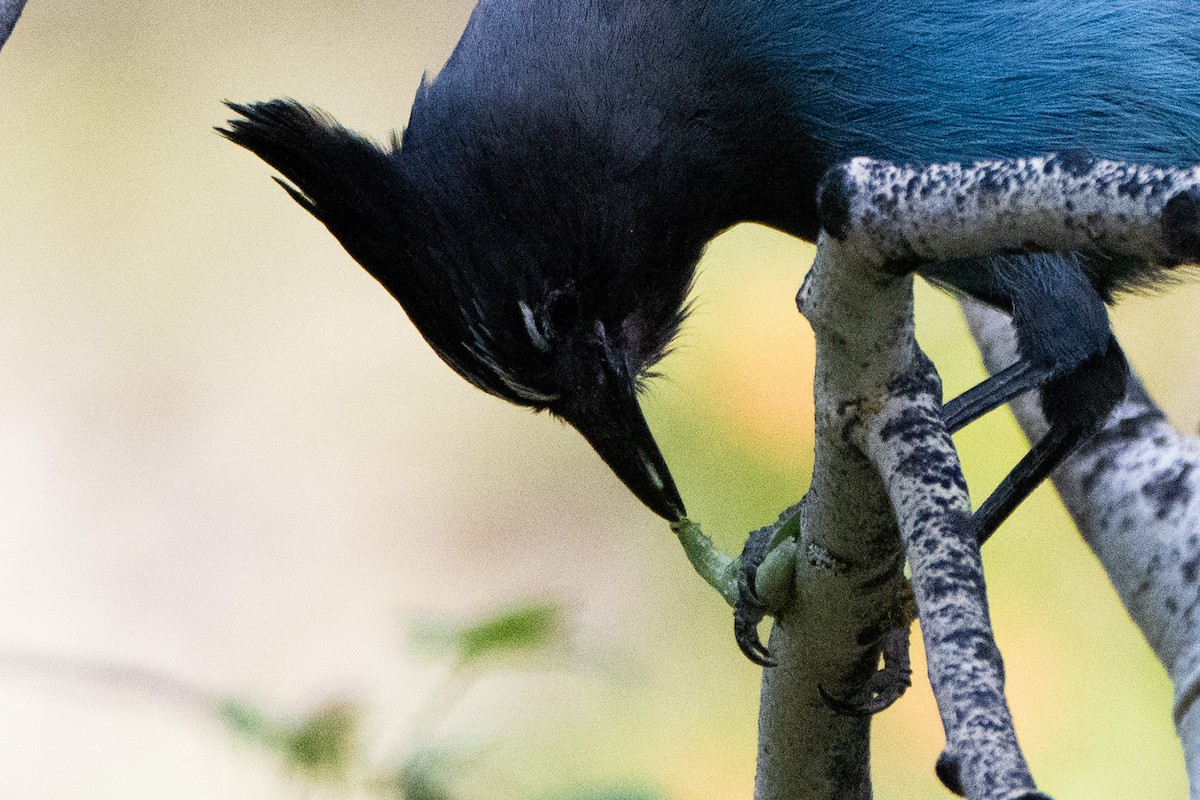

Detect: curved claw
[818,678,907,717]
[818,627,913,716]
[734,523,779,666]
[734,576,774,666]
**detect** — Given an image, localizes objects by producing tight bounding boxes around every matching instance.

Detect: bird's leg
[942,359,1055,433]
[972,336,1128,543]
[941,254,1129,541]
[812,288,1130,712]
[819,155,1196,544]
[971,420,1086,542]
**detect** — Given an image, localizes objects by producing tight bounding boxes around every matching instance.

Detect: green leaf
[755,535,798,612]
[222,698,360,779]
[457,602,563,664]
[670,503,802,609]
[282,700,360,777]
[754,504,802,612]
[411,601,565,666]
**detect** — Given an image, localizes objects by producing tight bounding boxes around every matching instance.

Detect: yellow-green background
[1,2,1196,797]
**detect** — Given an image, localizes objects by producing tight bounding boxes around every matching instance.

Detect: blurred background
[0,1,1197,797]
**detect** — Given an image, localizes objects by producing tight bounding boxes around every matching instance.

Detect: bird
[219,0,1200,540]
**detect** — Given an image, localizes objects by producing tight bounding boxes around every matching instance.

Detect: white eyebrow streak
[519,301,550,352]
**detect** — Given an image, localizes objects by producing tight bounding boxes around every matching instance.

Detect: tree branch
[753,153,1200,799]
[754,253,913,800]
[757,223,1040,800]
[963,299,1200,791]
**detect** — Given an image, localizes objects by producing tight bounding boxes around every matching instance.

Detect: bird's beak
[565,396,686,521]
[558,350,686,521]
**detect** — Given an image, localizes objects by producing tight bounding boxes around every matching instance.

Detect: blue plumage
[761,1,1200,164]
[221,0,1199,532]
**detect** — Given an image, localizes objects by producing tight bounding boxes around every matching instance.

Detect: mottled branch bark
[755,153,1200,799]
[963,298,1200,795]
[754,254,912,800]
[757,226,1041,800]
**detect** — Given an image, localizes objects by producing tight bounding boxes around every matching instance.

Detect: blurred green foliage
[412,601,564,666]
[222,699,361,781]
[223,601,662,800]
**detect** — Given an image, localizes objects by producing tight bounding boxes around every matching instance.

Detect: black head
[219,98,700,520]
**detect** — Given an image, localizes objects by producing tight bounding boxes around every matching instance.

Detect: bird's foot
[735,523,776,665]
[818,626,913,715]
[734,505,802,666]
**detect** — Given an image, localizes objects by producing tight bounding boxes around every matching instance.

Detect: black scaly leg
[939,253,1128,540]
[972,335,1128,543]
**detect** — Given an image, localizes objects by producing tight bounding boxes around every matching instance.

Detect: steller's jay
[220,1,1198,535]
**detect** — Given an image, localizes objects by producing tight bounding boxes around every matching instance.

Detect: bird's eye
[547,292,580,331]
